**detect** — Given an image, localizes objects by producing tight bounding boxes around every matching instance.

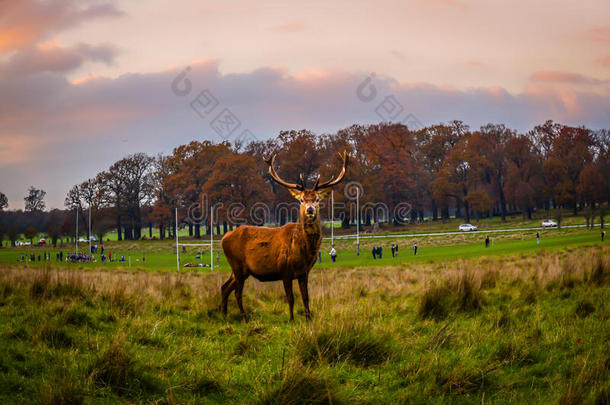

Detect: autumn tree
[151,154,177,239]
[359,123,420,225]
[431,135,488,223]
[6,225,19,247]
[469,124,514,221]
[45,209,65,247]
[504,135,543,219]
[415,121,469,221]
[165,142,232,237]
[204,153,270,228]
[0,192,7,247]
[543,125,595,218]
[24,226,38,244]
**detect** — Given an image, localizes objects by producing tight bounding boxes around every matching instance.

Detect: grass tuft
[296,323,392,367]
[575,300,595,318]
[39,377,85,405]
[256,366,344,405]
[418,283,451,320]
[89,336,161,397]
[37,323,74,349]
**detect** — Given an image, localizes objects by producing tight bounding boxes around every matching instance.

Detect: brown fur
[221,190,328,321]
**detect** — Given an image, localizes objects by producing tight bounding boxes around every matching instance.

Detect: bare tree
[24,187,46,212]
[0,192,7,211]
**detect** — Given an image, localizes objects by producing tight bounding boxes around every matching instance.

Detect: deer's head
[264,151,348,223]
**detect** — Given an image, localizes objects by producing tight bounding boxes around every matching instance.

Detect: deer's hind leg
[234,276,247,322]
[221,275,236,315]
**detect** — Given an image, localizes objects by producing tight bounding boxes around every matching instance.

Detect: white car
[459,223,478,232]
[541,219,557,228]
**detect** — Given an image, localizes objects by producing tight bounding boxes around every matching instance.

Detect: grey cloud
[0,43,117,77]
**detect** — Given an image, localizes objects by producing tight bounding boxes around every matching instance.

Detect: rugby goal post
[175,206,217,272]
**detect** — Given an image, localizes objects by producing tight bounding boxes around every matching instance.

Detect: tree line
[0,120,608,245]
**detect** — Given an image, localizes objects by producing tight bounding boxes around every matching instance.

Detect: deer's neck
[299,216,322,254]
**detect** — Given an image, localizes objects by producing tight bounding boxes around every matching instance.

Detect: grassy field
[0,236,608,403]
[0,226,605,272]
[8,211,592,244]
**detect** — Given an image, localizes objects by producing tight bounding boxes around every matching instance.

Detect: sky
[1,0,609,209]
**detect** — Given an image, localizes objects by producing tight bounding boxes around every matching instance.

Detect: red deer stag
[220,151,348,322]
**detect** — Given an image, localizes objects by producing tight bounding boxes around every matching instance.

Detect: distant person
[395,244,398,256]
[121,255,125,262]
[485,236,490,248]
[378,245,382,259]
[101,254,106,264]
[108,252,112,261]
[536,232,540,245]
[330,246,337,262]
[182,246,186,254]
[413,242,418,256]
[391,244,395,257]
[372,246,377,259]
[21,254,24,262]
[37,254,41,262]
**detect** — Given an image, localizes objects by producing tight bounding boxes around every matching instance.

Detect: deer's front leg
[283,278,295,322]
[298,275,312,321]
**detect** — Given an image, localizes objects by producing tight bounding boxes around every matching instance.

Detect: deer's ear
[288,189,303,200]
[317,188,332,199]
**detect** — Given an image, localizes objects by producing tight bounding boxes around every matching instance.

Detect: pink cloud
[271,21,306,33]
[0,0,122,53]
[529,70,607,85]
[583,26,610,43]
[598,54,610,67]
[423,0,469,11]
[465,60,486,68]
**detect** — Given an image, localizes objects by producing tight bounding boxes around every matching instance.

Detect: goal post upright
[174,205,215,271]
[210,204,214,271]
[175,207,179,272]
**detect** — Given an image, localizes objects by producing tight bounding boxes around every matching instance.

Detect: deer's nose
[306,206,315,215]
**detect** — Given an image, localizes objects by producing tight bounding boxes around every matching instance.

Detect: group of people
[372,245,383,259]
[66,253,95,263]
[373,243,405,259]
[21,252,58,262]
[19,247,126,265]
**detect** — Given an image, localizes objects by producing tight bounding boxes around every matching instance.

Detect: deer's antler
[264,153,304,191]
[315,150,349,190]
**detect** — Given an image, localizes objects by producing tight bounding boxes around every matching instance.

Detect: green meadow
[0,226,607,404]
[1,226,604,272]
